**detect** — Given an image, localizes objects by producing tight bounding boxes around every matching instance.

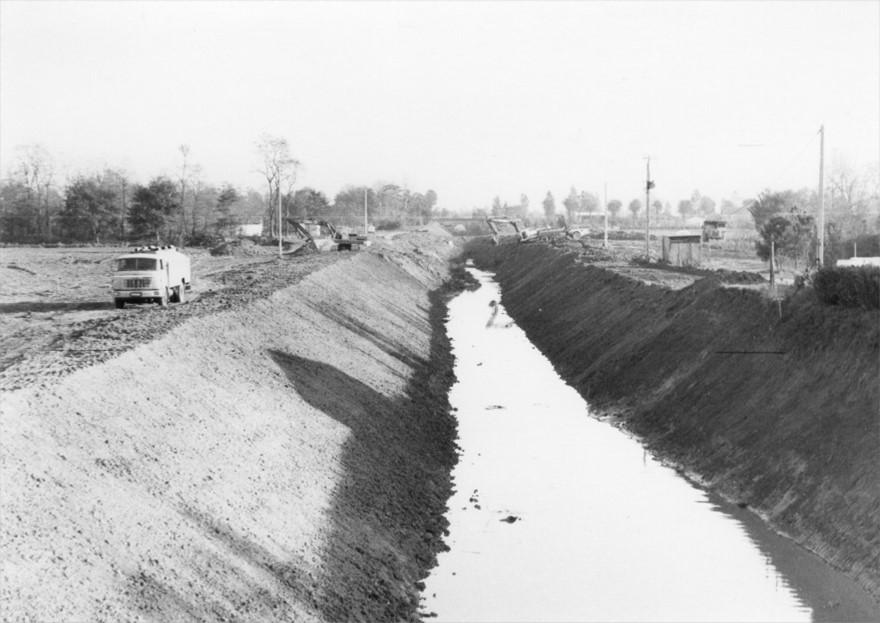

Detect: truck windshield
[116,257,157,272]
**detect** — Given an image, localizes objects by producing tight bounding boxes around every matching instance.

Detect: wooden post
[769,239,776,296]
[277,185,282,257]
[603,182,608,249]
[818,125,825,265]
[645,158,651,259]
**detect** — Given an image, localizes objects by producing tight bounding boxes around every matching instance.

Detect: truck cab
[111,246,191,309]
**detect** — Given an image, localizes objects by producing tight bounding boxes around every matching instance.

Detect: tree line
[480,168,879,267]
[480,187,749,228]
[479,167,879,239]
[0,138,439,245]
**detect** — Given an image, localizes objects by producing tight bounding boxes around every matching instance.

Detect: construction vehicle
[487,216,585,245]
[111,245,191,309]
[285,219,320,254]
[487,217,528,245]
[286,219,364,252]
[701,220,727,242]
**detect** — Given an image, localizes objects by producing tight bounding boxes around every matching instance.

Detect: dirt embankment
[468,240,880,603]
[1,233,463,622]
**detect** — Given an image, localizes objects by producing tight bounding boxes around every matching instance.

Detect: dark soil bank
[468,240,880,604]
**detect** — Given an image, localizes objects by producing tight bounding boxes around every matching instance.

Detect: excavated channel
[420,265,875,622]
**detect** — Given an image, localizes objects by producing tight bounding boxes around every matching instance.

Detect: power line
[763,131,820,191]
[723,131,820,215]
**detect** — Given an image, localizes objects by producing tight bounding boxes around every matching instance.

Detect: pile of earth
[630,256,767,283]
[209,237,280,257]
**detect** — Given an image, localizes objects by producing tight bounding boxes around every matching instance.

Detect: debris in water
[500,515,520,524]
[485,404,504,410]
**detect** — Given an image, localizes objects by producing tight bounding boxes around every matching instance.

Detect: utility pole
[120,176,127,242]
[644,157,654,258]
[364,188,368,235]
[603,182,608,249]
[770,239,776,291]
[817,124,825,266]
[277,184,282,257]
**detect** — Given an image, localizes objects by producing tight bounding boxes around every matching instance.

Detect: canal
[419,266,876,622]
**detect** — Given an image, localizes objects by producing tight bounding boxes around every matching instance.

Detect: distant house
[837,257,880,268]
[236,223,263,237]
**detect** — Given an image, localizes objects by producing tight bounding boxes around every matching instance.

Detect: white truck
[111,246,192,309]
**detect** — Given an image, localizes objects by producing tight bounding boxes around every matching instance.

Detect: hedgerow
[813,266,880,309]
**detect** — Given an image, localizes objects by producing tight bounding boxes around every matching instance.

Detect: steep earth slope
[1,232,461,622]
[469,240,880,603]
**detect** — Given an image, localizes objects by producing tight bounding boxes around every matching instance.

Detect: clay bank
[1,229,878,621]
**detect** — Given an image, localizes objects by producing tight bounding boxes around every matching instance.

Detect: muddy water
[420,267,873,622]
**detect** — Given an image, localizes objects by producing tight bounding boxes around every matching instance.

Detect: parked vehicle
[111,246,192,309]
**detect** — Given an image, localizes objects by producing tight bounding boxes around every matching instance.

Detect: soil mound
[210,238,279,257]
[467,240,880,603]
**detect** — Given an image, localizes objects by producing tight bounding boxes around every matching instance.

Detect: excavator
[285,218,364,252]
[486,215,586,245]
[486,217,529,245]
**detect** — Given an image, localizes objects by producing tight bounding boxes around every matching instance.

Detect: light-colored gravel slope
[1,233,460,622]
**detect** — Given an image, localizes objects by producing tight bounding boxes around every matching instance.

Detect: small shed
[662,235,702,267]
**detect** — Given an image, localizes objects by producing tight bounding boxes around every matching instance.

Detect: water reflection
[420,267,812,622]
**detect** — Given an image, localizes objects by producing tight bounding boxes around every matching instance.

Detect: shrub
[813,266,880,309]
[184,231,224,248]
[375,220,401,231]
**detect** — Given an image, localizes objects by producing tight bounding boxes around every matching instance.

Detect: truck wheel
[571,231,582,240]
[115,299,125,309]
[177,283,186,303]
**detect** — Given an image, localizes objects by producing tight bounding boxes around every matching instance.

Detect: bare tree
[187,164,206,237]
[13,144,55,238]
[255,135,300,237]
[178,144,190,244]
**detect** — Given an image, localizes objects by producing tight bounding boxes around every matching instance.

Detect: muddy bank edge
[468,240,880,604]
[1,234,463,622]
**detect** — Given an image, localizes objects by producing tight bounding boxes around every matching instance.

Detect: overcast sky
[1,1,878,212]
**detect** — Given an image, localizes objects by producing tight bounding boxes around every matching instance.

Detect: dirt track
[0,246,344,391]
[1,230,463,622]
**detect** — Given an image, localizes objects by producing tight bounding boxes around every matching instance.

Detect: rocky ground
[0,229,465,622]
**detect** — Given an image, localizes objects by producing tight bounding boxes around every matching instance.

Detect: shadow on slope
[268,336,456,620]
